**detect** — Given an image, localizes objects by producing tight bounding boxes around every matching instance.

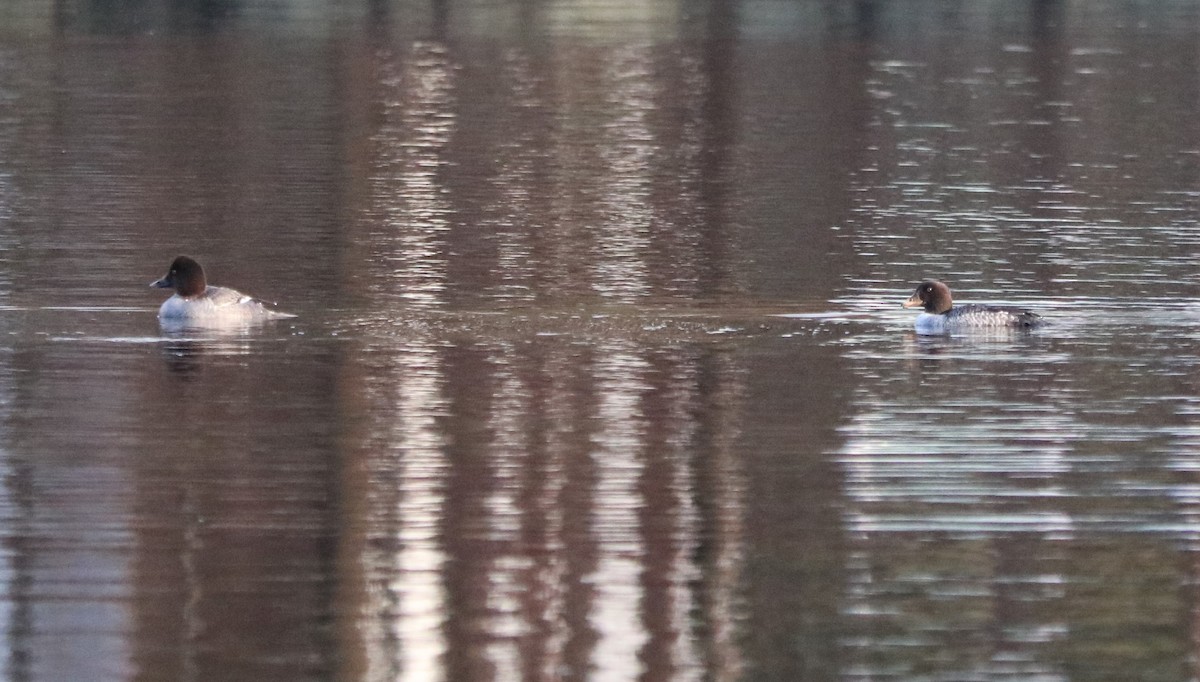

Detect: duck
[902,279,1041,334]
[150,255,293,326]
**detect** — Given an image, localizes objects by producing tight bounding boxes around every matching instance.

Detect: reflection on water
[592,51,655,303]
[358,342,449,682]
[588,347,651,678]
[367,42,456,314]
[835,317,1200,680]
[346,336,747,681]
[2,1,1200,681]
[345,29,751,679]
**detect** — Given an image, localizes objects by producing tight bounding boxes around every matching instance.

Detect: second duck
[902,279,1042,334]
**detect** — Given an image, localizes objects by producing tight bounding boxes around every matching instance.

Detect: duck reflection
[157,324,257,376]
[902,328,1051,363]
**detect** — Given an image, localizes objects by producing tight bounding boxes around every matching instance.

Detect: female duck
[150,255,293,326]
[902,280,1041,334]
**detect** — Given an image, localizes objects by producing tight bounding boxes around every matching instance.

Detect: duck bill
[901,295,922,309]
[150,276,172,288]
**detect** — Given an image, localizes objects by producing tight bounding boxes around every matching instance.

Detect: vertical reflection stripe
[588,346,649,680]
[361,40,458,682]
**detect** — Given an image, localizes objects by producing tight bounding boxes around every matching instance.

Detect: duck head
[902,280,953,314]
[150,256,207,297]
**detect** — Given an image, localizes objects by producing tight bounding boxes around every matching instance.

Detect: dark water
[1,1,1199,680]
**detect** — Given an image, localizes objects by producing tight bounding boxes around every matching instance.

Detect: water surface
[0,1,1199,681]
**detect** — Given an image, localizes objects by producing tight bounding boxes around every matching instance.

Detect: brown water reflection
[329,336,752,681]
[3,1,1200,681]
